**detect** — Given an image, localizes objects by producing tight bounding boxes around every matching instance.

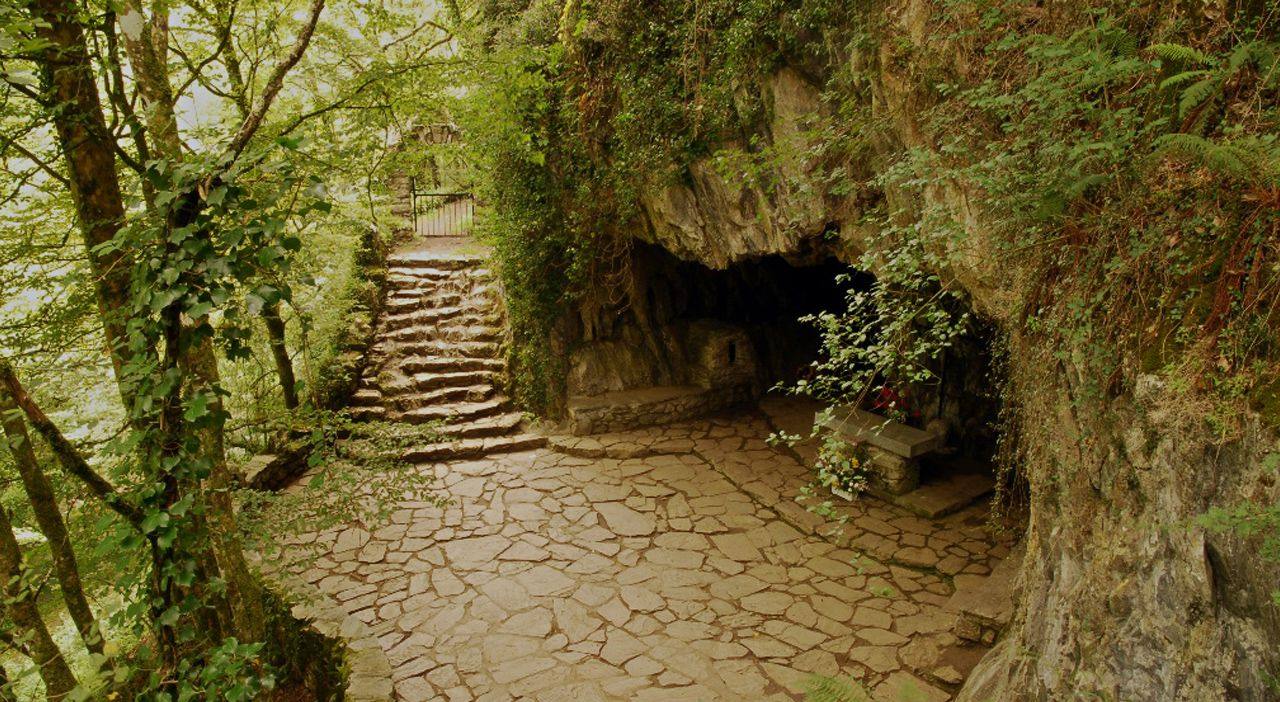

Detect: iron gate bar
[409,179,475,237]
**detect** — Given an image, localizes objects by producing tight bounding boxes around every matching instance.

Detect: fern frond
[1226,40,1264,72]
[1098,26,1138,57]
[1178,76,1220,119]
[1149,42,1210,65]
[804,675,871,702]
[1155,133,1266,184]
[1159,70,1211,92]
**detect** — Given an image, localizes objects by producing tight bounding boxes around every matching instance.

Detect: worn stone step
[401,433,546,463]
[351,388,382,407]
[385,312,502,335]
[386,297,467,317]
[398,356,504,374]
[387,264,473,279]
[370,370,495,397]
[387,266,493,286]
[381,306,467,330]
[398,397,509,424]
[349,405,386,422]
[390,384,495,410]
[384,324,502,344]
[407,370,495,391]
[387,252,486,270]
[386,268,457,284]
[446,412,525,439]
[393,340,500,358]
[388,275,469,295]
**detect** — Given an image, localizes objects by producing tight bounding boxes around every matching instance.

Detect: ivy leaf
[184,392,210,421]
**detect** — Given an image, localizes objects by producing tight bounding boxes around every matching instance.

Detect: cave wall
[564,240,848,400]
[555,6,1280,702]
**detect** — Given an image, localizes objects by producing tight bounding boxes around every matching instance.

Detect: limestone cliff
[547,3,1280,700]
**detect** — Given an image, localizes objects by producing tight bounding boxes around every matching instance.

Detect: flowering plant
[815,436,870,496]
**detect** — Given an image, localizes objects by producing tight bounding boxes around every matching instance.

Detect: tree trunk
[0,388,104,658]
[118,0,268,647]
[184,337,267,643]
[0,360,144,528]
[32,0,140,414]
[263,304,300,410]
[0,506,78,700]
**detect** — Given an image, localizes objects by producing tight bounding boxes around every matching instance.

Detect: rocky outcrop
[636,68,833,270]
[559,5,1280,701]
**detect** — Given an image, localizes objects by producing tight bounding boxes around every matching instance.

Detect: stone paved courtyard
[282,405,1017,701]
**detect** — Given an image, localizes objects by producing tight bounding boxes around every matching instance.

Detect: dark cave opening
[568,240,1010,502]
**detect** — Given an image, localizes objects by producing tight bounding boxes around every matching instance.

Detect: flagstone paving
[281,408,1016,702]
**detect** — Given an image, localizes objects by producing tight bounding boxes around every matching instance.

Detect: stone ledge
[567,384,754,435]
[946,543,1023,645]
[260,568,394,702]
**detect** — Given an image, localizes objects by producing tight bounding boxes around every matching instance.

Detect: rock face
[636,68,831,269]
[552,8,1280,702]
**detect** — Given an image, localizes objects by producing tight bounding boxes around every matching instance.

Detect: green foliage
[461,0,862,412]
[804,674,870,702]
[1197,450,1280,605]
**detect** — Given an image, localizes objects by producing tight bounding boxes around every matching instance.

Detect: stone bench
[818,407,944,495]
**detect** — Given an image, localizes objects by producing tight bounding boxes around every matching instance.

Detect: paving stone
[594,502,657,537]
[275,343,1012,701]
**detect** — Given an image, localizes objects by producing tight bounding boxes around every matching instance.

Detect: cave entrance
[565,240,1011,521]
[564,241,853,435]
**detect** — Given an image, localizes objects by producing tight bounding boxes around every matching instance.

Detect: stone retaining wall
[261,569,395,702]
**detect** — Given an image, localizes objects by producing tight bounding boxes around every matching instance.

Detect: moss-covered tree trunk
[0,505,78,699]
[0,383,103,658]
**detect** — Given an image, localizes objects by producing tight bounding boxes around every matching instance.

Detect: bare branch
[0,360,143,529]
[3,140,69,188]
[225,0,325,160]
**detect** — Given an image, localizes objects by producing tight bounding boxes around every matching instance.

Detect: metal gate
[409,178,475,238]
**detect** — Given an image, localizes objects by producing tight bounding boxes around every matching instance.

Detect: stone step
[386,277,493,297]
[393,340,500,359]
[387,252,486,270]
[398,397,510,424]
[946,542,1023,645]
[409,370,495,391]
[446,412,525,439]
[382,305,467,327]
[386,268,457,284]
[389,384,495,411]
[349,405,385,422]
[383,324,502,345]
[387,265,471,279]
[368,370,495,397]
[398,356,505,374]
[351,388,382,407]
[401,433,546,463]
[383,307,500,331]
[387,275,470,295]
[384,290,465,310]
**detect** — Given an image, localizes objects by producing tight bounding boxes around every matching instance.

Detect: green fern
[804,675,871,702]
[1149,42,1210,66]
[1154,39,1280,130]
[1155,133,1280,185]
[1157,69,1211,92]
[1178,75,1221,119]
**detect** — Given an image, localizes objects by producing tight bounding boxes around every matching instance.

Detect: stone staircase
[350,247,545,459]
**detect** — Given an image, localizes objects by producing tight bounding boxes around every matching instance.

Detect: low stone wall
[567,383,754,435]
[261,569,395,702]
